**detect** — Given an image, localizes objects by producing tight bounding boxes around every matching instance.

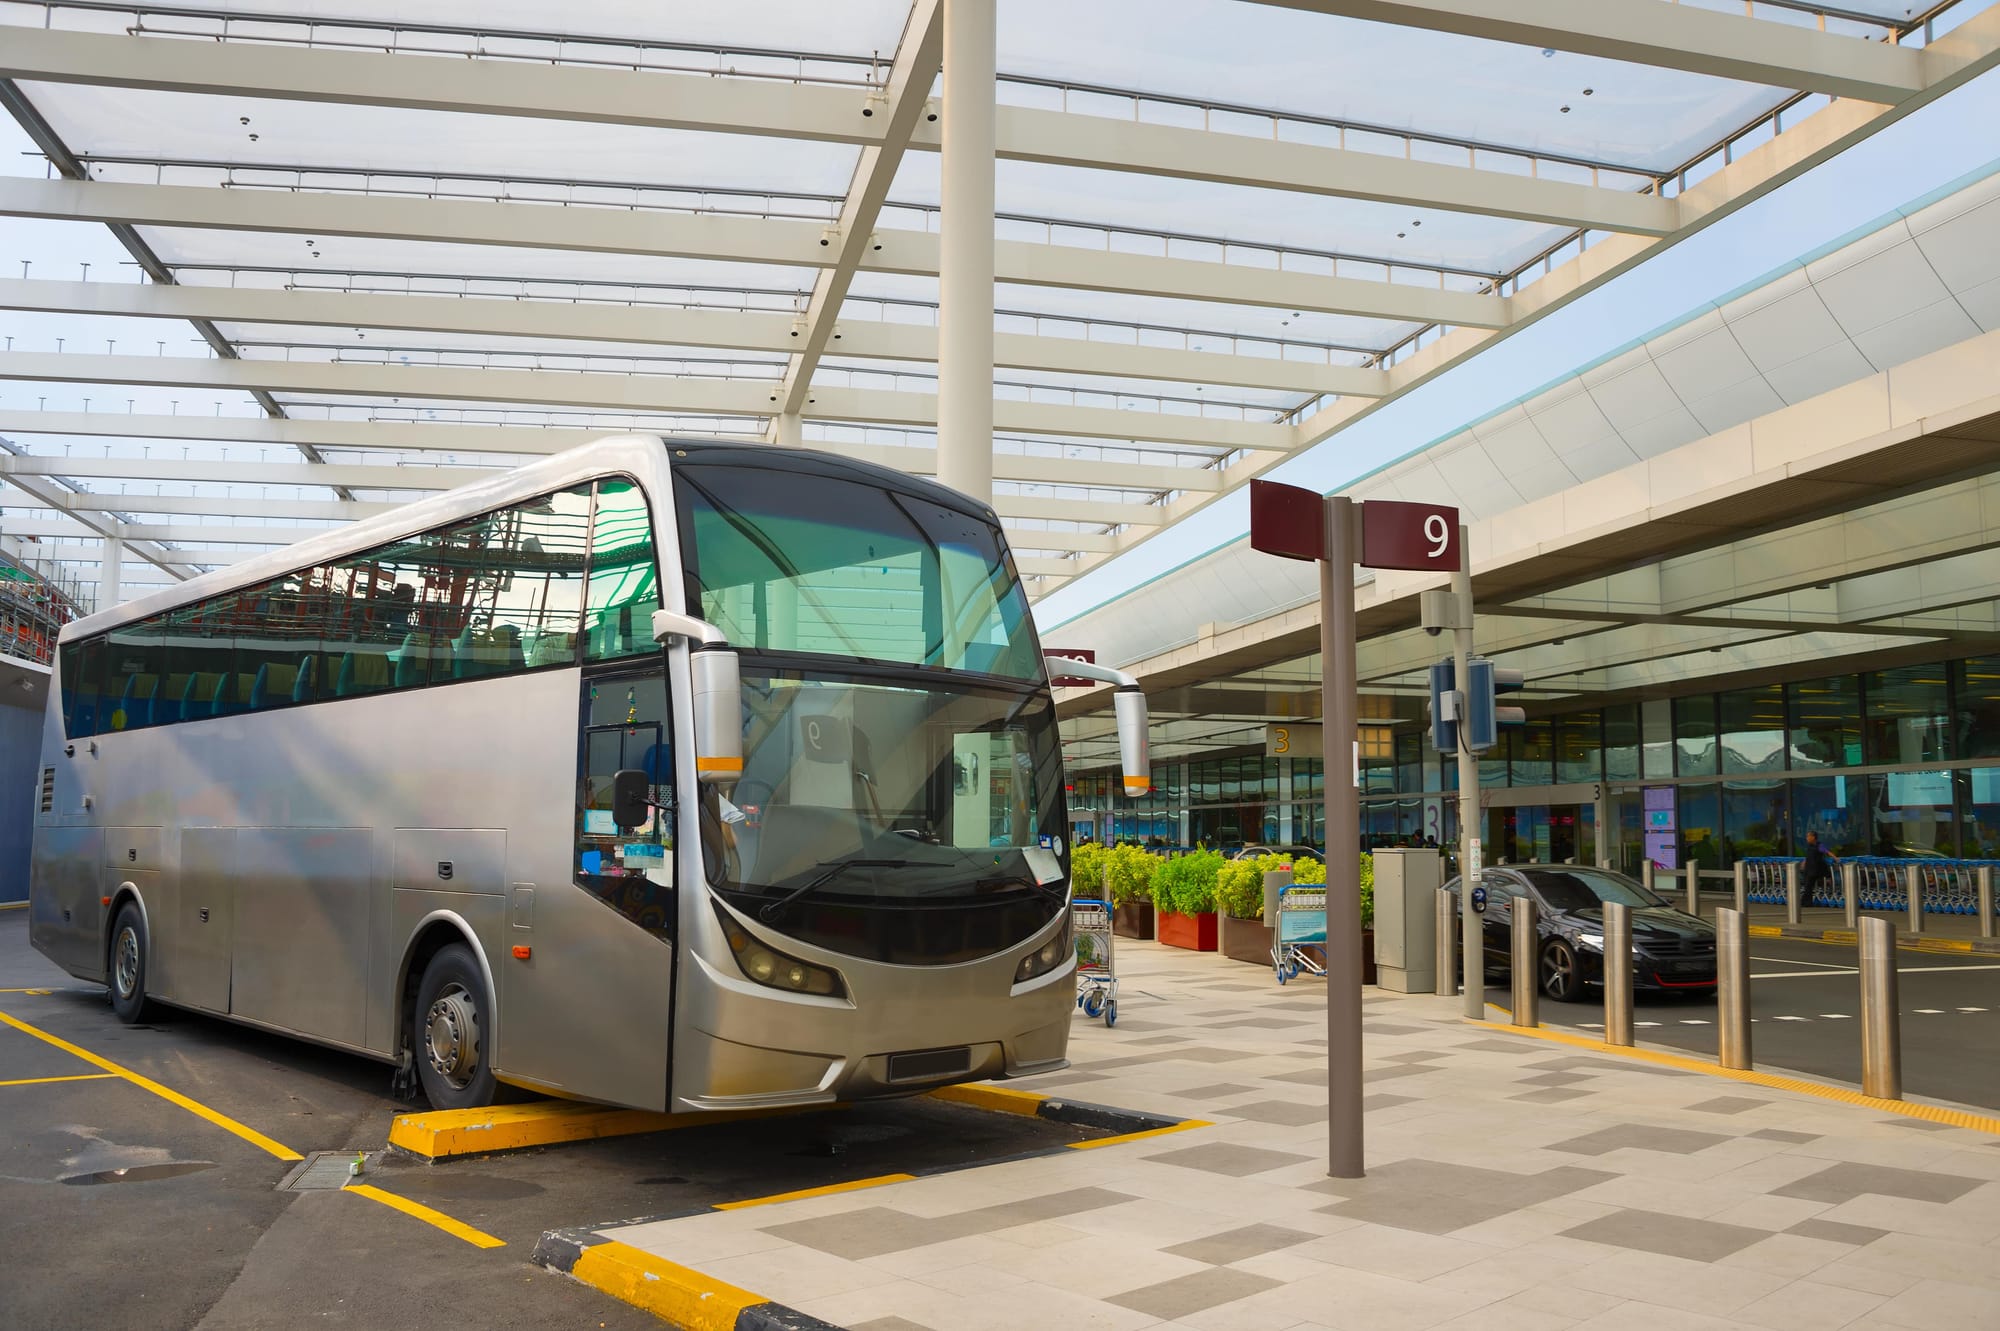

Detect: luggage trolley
[1272,885,1328,985]
[1071,897,1118,1027]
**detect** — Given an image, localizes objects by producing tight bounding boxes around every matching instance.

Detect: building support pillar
[97,535,122,609]
[935,0,995,504]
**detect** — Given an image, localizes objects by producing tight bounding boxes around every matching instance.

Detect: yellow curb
[1468,1018,2000,1136]
[570,1239,764,1331]
[344,1182,506,1248]
[926,1082,1049,1117]
[388,1100,809,1159]
[0,1072,118,1088]
[0,901,27,911]
[1748,923,1981,954]
[714,1172,916,1210]
[1069,1119,1211,1150]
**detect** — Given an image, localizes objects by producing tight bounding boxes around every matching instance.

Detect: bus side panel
[29,826,103,981]
[230,828,372,1049]
[175,827,235,1013]
[496,883,674,1110]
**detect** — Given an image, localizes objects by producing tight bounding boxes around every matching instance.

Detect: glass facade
[1066,649,2000,866]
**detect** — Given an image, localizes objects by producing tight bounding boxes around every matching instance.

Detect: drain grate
[277,1151,366,1192]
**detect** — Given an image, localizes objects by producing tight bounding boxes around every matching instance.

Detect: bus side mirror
[611,769,651,830]
[1041,651,1151,797]
[1114,686,1150,795]
[652,609,743,787]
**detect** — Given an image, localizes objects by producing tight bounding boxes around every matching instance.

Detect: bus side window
[102,625,165,732]
[234,574,325,712]
[585,478,658,663]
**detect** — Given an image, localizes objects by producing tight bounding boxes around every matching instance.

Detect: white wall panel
[1680,375,1788,435]
[1758,340,1878,404]
[1848,298,1985,373]
[1811,236,1953,338]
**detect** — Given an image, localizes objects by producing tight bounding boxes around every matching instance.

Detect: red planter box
[1157,910,1219,952]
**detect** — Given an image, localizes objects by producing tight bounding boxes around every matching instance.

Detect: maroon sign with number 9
[1359,500,1460,571]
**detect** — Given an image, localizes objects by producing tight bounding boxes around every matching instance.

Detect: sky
[1033,63,2000,630]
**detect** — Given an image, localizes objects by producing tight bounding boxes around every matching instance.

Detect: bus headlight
[712,903,846,999]
[1014,917,1071,984]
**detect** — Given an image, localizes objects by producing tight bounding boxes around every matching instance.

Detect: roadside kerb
[1747,922,2000,956]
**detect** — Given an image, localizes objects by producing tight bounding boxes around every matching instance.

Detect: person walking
[1800,830,1833,905]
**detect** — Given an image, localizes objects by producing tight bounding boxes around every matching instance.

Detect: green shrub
[1358,853,1373,930]
[1215,857,1263,919]
[1104,843,1158,905]
[1069,840,1107,898]
[1154,847,1224,917]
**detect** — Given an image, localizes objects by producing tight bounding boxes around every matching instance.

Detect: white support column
[935,0,995,505]
[98,536,122,608]
[775,412,803,449]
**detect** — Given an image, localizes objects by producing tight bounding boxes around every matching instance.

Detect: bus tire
[413,943,498,1110]
[108,902,153,1024]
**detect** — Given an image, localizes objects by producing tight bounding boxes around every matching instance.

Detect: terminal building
[1053,164,2000,877]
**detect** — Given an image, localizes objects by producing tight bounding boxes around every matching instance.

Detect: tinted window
[102,622,167,732]
[1521,869,1664,912]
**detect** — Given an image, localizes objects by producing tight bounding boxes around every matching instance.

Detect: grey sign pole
[1322,496,1364,1179]
[1979,865,1995,940]
[1453,530,1483,1021]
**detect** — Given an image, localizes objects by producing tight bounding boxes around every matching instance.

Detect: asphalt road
[0,909,1101,1331]
[1489,935,2000,1111]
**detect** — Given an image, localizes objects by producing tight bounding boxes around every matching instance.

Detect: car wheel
[108,903,153,1024]
[413,943,499,1110]
[1540,939,1581,1003]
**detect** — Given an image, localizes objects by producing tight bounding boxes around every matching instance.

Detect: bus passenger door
[498,665,678,1110]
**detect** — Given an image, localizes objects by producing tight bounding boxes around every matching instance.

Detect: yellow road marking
[0,1072,118,1088]
[571,1239,762,1331]
[1747,923,1985,955]
[0,901,26,911]
[343,1182,505,1249]
[1468,1018,2000,1136]
[926,1082,1048,1116]
[0,988,55,994]
[1069,1119,1211,1151]
[0,1009,302,1161]
[714,1172,916,1210]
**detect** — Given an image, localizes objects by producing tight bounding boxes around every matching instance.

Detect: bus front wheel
[108,903,153,1024]
[414,944,498,1110]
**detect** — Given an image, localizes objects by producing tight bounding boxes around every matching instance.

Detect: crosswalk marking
[1773,1015,1810,1022]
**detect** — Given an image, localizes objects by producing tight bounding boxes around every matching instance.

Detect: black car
[1444,864,1717,1002]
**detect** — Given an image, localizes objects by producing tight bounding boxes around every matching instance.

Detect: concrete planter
[1220,914,1274,966]
[1156,910,1218,952]
[1112,900,1154,941]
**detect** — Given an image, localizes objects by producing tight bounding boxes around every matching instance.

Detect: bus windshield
[673,459,1043,681]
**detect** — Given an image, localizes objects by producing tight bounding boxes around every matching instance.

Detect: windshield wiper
[759,858,912,923]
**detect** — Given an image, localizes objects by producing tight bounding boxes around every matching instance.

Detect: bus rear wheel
[108,903,153,1024]
[413,944,498,1110]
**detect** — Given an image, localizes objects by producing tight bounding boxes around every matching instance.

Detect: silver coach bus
[30,435,1148,1110]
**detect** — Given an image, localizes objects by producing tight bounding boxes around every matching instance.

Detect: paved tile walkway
[601,940,2000,1330]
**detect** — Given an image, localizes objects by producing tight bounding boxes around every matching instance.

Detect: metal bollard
[1843,861,1860,930]
[1435,887,1458,999]
[1859,916,1901,1100]
[1980,866,1995,941]
[1686,862,1700,918]
[1510,895,1539,1028]
[1716,906,1752,1071]
[1732,861,1747,916]
[1905,864,1923,936]
[1642,859,1654,893]
[1785,861,1802,926]
[1603,900,1633,1048]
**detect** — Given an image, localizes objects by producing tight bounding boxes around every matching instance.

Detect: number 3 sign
[1357,500,1461,572]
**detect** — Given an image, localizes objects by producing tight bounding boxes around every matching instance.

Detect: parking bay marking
[0,1009,503,1250]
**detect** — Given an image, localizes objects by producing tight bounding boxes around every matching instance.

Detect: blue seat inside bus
[336,650,391,696]
[117,673,159,729]
[249,662,298,710]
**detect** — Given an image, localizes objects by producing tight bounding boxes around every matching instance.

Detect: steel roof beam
[0,408,1222,495]
[0,175,1500,329]
[0,274,1384,398]
[0,349,1293,452]
[0,27,1680,234]
[775,0,941,424]
[1249,0,1929,104]
[1,518,338,545]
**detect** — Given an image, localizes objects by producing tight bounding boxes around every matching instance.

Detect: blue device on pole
[1427,659,1455,753]
[1464,657,1526,752]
